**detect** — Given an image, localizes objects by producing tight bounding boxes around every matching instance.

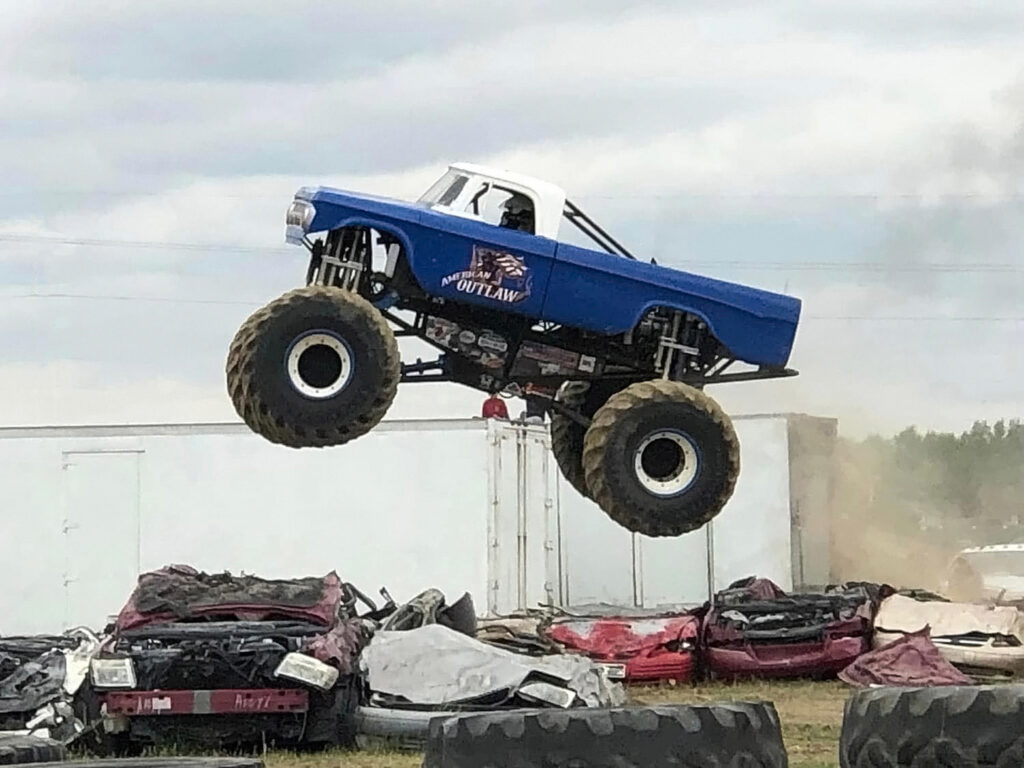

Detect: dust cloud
[829,437,970,593]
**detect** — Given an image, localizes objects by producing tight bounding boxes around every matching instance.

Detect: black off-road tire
[549,380,626,498]
[225,286,400,448]
[0,736,66,765]
[840,684,1024,767]
[422,702,787,768]
[581,379,740,537]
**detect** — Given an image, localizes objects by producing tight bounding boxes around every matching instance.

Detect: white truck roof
[441,162,568,239]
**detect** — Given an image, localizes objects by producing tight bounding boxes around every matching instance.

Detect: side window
[463,184,535,234]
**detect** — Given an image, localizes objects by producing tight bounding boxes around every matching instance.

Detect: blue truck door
[413,213,557,321]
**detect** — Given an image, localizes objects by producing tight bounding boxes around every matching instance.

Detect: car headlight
[90,658,137,689]
[273,652,339,691]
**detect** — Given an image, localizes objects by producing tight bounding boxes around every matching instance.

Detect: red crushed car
[701,577,874,680]
[545,611,700,683]
[81,565,374,754]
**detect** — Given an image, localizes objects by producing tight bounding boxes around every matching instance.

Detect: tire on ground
[225,286,400,448]
[840,684,1024,768]
[354,706,465,750]
[0,736,66,765]
[549,380,625,498]
[423,702,787,768]
[581,379,740,537]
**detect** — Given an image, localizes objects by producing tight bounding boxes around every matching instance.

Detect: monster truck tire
[549,381,625,499]
[422,703,787,768]
[581,380,739,537]
[0,736,66,765]
[839,684,1024,767]
[225,286,400,448]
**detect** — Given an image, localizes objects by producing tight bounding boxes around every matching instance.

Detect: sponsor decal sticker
[440,245,533,304]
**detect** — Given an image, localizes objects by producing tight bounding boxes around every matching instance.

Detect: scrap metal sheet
[360,624,624,707]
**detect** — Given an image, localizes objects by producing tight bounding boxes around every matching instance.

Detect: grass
[67,680,849,768]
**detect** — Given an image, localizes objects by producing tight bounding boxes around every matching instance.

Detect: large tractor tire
[226,286,400,448]
[0,735,66,765]
[422,702,788,768]
[840,684,1024,767]
[549,380,625,499]
[581,379,739,537]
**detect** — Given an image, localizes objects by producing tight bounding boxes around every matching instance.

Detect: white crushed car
[873,593,1024,681]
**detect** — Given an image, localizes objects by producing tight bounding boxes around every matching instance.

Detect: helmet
[499,193,534,232]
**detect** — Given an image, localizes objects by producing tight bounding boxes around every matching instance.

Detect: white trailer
[0,413,836,634]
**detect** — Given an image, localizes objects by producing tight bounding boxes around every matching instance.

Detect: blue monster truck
[226,163,801,537]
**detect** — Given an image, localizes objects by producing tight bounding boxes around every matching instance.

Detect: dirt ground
[259,680,850,768]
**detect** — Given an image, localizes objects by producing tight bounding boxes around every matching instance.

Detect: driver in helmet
[498,193,535,233]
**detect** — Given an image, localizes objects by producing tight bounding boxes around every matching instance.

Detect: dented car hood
[875,594,1024,640]
[545,615,699,659]
[114,564,346,631]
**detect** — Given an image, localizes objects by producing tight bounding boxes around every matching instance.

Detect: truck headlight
[273,652,339,691]
[285,199,316,244]
[90,658,137,689]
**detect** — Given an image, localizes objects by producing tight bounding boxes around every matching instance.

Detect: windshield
[961,551,1024,576]
[418,170,469,207]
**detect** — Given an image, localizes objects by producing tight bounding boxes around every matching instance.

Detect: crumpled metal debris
[359,624,625,709]
[302,619,371,676]
[475,614,562,656]
[0,627,100,742]
[378,589,477,636]
[839,627,974,687]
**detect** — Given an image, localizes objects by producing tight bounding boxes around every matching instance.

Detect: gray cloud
[2,0,683,82]
[0,0,1021,435]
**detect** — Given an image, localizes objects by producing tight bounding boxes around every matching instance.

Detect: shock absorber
[311,228,368,291]
[655,310,702,380]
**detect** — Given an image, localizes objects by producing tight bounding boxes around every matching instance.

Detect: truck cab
[417,162,568,240]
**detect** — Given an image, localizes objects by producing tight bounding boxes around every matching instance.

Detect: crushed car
[701,577,874,680]
[81,564,375,754]
[943,543,1024,605]
[352,589,625,749]
[360,623,624,711]
[0,628,100,742]
[358,589,623,710]
[543,606,701,683]
[873,593,1024,682]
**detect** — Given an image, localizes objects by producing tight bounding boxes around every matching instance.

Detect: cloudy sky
[0,0,1021,439]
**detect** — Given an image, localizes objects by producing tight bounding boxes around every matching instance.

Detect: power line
[0,292,1022,321]
[0,233,1021,273]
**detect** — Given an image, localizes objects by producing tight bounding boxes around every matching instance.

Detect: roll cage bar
[562,200,636,260]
